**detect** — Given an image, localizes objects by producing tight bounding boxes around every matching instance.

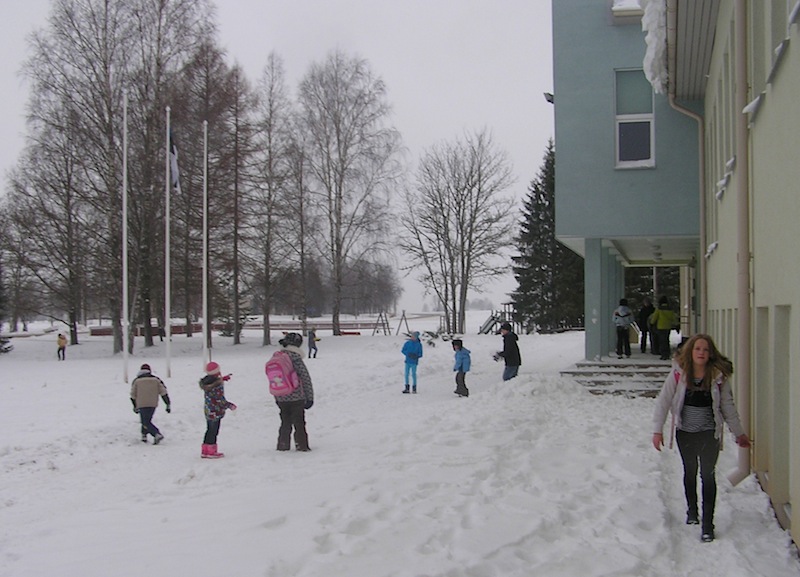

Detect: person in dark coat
[494,322,521,381]
[638,298,656,354]
[308,327,319,358]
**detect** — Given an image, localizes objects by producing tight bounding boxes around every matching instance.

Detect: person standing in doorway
[638,298,656,354]
[650,296,677,360]
[613,298,634,359]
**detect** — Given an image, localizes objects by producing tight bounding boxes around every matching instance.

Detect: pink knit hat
[206,361,221,376]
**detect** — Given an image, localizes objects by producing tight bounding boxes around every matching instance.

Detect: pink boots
[201,444,224,459]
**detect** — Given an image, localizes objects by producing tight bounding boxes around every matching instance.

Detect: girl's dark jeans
[676,429,719,530]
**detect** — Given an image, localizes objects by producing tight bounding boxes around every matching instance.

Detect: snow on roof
[613,0,642,8]
[641,0,668,94]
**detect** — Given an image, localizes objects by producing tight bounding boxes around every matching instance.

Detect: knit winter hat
[279,333,303,348]
[140,363,151,372]
[206,361,221,376]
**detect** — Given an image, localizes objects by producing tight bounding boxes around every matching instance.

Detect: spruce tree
[512,140,584,332]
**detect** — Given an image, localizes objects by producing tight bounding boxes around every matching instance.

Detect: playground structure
[373,311,391,336]
[478,303,520,334]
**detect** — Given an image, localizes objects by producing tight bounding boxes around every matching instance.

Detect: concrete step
[561,357,672,398]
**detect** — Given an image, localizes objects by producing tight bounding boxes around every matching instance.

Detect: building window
[615,69,654,168]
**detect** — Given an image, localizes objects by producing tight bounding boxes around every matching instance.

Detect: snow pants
[455,371,469,396]
[277,400,309,451]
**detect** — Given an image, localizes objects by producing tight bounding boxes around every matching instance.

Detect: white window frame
[615,113,655,168]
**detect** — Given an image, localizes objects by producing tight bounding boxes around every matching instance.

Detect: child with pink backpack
[267,333,314,451]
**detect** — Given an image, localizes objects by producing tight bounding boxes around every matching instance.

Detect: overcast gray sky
[1,0,554,312]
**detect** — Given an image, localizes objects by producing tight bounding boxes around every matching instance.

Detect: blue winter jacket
[402,339,423,365]
[453,348,471,373]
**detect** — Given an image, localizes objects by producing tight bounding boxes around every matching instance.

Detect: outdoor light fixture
[543,92,554,104]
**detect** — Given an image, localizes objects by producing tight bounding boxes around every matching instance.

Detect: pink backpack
[266,350,301,397]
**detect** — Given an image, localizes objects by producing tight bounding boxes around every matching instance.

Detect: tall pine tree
[512,140,584,332]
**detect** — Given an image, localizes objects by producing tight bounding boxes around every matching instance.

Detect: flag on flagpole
[169,132,181,193]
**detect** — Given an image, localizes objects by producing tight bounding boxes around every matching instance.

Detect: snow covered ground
[1,312,798,577]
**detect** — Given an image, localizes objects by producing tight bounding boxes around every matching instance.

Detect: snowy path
[0,329,798,576]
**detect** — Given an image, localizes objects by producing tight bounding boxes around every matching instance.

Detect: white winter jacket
[652,366,746,450]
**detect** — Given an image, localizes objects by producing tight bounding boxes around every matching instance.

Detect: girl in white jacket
[652,333,750,543]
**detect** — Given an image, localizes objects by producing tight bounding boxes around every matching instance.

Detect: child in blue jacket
[401,331,423,394]
[452,339,471,397]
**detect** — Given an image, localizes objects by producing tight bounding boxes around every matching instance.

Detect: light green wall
[749,24,800,535]
[703,0,800,539]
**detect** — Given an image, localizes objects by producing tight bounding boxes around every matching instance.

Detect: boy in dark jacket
[494,322,521,381]
[130,363,170,444]
[275,333,314,451]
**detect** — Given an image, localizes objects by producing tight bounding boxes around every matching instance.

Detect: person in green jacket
[649,296,677,360]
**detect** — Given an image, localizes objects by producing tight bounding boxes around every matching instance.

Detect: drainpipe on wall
[729,0,752,487]
[666,0,706,334]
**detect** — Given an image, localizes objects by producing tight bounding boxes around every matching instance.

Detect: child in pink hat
[199,361,236,458]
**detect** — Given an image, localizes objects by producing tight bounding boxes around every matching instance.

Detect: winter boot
[141,432,148,443]
[205,444,224,458]
[153,433,164,445]
[412,385,417,394]
[403,384,410,394]
[701,526,715,542]
[201,444,210,458]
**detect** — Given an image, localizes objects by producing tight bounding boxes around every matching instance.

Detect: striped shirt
[679,379,715,432]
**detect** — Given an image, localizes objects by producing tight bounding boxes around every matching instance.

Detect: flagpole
[122,89,129,383]
[202,120,209,368]
[164,108,172,378]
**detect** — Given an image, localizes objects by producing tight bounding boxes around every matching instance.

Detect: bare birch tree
[22,0,214,352]
[401,129,516,334]
[250,52,294,345]
[5,106,92,344]
[296,50,401,335]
